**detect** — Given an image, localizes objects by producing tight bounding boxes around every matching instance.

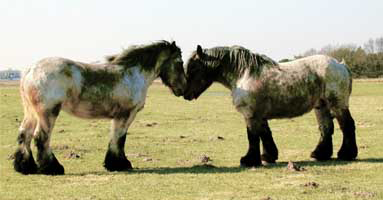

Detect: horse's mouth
[183,92,198,100]
[172,87,185,97]
[183,94,194,100]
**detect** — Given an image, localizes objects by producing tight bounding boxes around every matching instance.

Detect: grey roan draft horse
[15,41,187,175]
[184,45,357,167]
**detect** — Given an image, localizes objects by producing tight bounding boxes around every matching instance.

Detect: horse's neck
[124,67,159,89]
[138,54,166,85]
[216,75,237,90]
[145,51,169,84]
[215,67,248,90]
[142,69,159,86]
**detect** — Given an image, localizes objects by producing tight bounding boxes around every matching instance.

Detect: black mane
[200,46,278,76]
[109,40,179,71]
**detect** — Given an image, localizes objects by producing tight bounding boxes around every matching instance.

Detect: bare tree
[375,37,383,53]
[303,48,318,57]
[319,44,335,54]
[339,44,358,51]
[363,38,375,54]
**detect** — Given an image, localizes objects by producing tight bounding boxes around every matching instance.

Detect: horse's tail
[348,74,353,95]
[339,58,353,95]
[19,67,39,131]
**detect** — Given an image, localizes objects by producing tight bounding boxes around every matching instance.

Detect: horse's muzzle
[183,95,193,100]
[183,91,195,100]
[172,86,185,97]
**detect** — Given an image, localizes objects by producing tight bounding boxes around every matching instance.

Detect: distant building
[0,69,21,80]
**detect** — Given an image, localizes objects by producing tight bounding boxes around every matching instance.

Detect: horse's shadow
[67,158,383,176]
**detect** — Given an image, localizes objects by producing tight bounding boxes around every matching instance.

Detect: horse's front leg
[240,117,263,167]
[104,111,137,171]
[259,120,278,164]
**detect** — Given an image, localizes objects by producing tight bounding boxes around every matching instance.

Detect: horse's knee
[34,129,49,151]
[318,122,334,137]
[337,109,356,134]
[315,105,334,136]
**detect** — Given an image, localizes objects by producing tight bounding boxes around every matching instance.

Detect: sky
[1,0,382,70]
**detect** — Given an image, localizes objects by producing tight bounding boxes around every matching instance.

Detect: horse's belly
[265,102,314,119]
[265,91,321,118]
[62,100,136,119]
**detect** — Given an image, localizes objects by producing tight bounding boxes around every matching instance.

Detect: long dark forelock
[200,46,278,76]
[109,41,179,71]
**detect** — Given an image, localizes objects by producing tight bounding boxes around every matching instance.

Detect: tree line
[280,36,383,78]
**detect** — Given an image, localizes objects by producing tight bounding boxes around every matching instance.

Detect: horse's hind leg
[311,100,334,161]
[104,111,137,171]
[334,108,357,160]
[34,104,64,175]
[260,120,278,163]
[14,117,38,174]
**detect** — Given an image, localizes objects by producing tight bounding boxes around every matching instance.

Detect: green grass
[0,81,382,200]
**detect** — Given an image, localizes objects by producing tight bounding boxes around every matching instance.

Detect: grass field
[0,80,382,200]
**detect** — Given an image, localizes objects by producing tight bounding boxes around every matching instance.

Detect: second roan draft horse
[15,41,186,175]
[184,45,357,167]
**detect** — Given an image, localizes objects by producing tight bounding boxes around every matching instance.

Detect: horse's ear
[196,45,203,56]
[105,55,117,63]
[170,41,178,52]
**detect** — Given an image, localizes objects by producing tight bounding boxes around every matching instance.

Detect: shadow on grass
[263,157,383,169]
[66,158,383,176]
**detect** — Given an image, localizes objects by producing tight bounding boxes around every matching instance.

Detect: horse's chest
[232,89,254,117]
[116,75,148,108]
[232,89,251,107]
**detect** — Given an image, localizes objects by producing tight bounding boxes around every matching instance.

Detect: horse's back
[280,55,352,108]
[279,55,331,73]
[280,55,351,86]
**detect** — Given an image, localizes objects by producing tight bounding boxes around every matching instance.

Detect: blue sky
[1,0,382,70]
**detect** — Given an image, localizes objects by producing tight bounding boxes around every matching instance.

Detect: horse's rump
[279,55,352,108]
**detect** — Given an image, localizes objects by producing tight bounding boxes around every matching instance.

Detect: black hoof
[104,150,133,171]
[310,141,333,161]
[261,154,277,164]
[337,146,358,161]
[240,156,262,168]
[13,150,38,175]
[38,155,65,175]
[310,150,332,161]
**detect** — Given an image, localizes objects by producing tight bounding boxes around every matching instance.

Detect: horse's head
[158,41,187,97]
[184,45,215,100]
